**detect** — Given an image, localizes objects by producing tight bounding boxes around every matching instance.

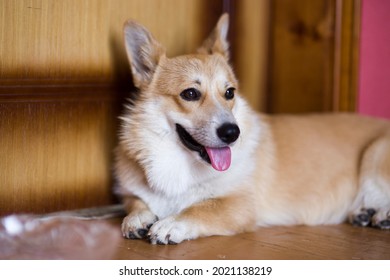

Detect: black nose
[217,123,240,144]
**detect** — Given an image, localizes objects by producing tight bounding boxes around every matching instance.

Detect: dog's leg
[350,134,390,229]
[121,196,158,239]
[148,194,256,244]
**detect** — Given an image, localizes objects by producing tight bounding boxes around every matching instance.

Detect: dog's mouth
[176,124,231,171]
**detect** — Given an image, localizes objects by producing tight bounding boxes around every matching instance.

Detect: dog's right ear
[197,13,230,60]
[123,20,166,89]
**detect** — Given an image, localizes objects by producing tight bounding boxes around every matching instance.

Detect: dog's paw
[371,209,390,230]
[121,210,158,239]
[350,208,376,227]
[350,208,390,230]
[148,217,196,245]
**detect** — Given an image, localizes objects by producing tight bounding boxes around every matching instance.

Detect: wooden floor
[2,216,390,260]
[111,219,390,260]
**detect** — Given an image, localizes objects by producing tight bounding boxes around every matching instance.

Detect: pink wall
[358,0,390,119]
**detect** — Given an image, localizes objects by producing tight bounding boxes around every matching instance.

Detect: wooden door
[266,0,360,113]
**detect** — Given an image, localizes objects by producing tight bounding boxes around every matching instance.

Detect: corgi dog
[114,14,390,245]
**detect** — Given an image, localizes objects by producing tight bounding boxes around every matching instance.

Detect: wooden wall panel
[267,0,360,114]
[0,87,119,214]
[0,0,222,82]
[333,0,360,112]
[0,0,223,215]
[231,0,270,112]
[267,0,335,113]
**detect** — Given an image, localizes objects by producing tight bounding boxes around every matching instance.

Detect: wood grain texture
[332,0,360,112]
[110,219,390,259]
[231,0,270,112]
[0,87,119,214]
[0,0,222,81]
[267,0,335,113]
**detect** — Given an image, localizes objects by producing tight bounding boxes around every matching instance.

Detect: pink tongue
[205,147,231,171]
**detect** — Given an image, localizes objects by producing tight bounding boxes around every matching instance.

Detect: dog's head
[123,14,241,172]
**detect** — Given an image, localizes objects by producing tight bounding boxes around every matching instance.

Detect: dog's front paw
[148,217,196,245]
[121,210,158,239]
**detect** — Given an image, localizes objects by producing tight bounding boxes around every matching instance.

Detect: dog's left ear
[197,13,230,60]
[123,20,166,89]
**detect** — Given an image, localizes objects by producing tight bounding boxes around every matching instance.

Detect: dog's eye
[180,88,201,101]
[225,87,235,100]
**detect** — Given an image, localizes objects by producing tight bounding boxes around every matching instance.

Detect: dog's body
[115,14,390,244]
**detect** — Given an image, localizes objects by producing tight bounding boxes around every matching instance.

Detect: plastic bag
[0,214,121,259]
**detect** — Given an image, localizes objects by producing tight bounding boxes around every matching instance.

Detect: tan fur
[253,114,390,226]
[115,14,390,244]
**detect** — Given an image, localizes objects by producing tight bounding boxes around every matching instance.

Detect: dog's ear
[197,13,230,60]
[123,20,166,89]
